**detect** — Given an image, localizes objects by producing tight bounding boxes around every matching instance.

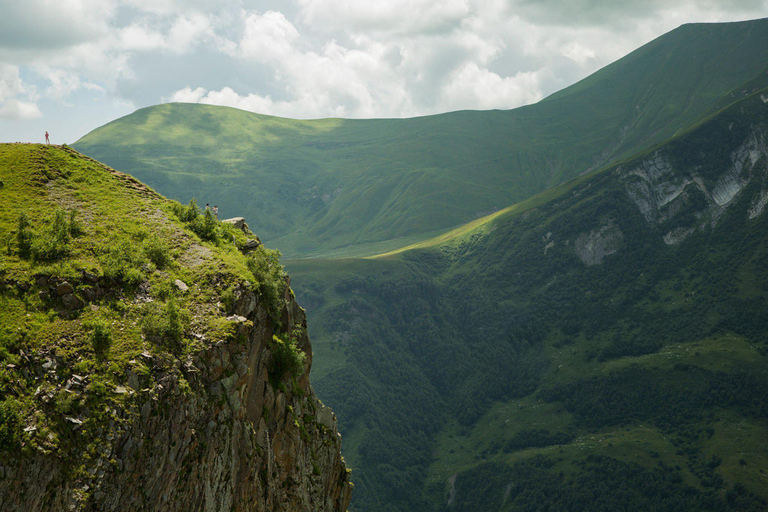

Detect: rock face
[574,219,623,266]
[621,125,768,244]
[0,281,352,511]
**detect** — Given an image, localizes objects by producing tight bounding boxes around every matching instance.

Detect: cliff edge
[0,143,352,511]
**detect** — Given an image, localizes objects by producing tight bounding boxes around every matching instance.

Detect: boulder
[61,293,83,310]
[174,279,189,292]
[222,217,248,232]
[242,239,261,252]
[57,281,74,296]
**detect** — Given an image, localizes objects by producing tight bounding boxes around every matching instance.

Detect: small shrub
[16,213,32,257]
[171,199,200,223]
[99,238,145,285]
[86,318,112,357]
[68,209,83,237]
[0,399,21,451]
[221,285,236,313]
[141,299,189,353]
[29,209,77,262]
[143,237,171,269]
[268,331,306,384]
[246,246,286,324]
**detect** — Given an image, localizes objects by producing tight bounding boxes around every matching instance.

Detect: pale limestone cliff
[621,127,767,245]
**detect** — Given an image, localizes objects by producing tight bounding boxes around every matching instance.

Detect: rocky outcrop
[0,280,352,511]
[574,219,623,266]
[621,127,767,243]
[749,189,768,219]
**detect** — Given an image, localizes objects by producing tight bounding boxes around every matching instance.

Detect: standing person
[45,131,50,144]
[205,203,210,211]
[213,205,218,219]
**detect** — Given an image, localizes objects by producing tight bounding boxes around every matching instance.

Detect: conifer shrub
[190,208,219,242]
[171,198,200,223]
[30,209,71,261]
[16,213,32,258]
[171,199,225,243]
[99,238,145,285]
[68,209,83,238]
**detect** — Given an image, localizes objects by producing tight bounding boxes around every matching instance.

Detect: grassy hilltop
[75,19,768,258]
[0,144,352,511]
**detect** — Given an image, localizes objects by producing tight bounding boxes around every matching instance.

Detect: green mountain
[286,90,768,511]
[74,19,768,258]
[0,144,351,510]
[68,17,768,511]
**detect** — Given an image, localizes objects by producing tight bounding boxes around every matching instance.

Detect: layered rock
[0,278,352,511]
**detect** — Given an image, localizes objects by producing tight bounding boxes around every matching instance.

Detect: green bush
[171,199,230,244]
[68,209,83,237]
[99,238,145,285]
[143,237,171,269]
[86,318,112,357]
[16,212,32,257]
[268,332,306,384]
[246,246,286,324]
[141,299,189,353]
[221,285,236,313]
[0,399,21,451]
[189,208,219,242]
[30,209,71,261]
[171,198,200,223]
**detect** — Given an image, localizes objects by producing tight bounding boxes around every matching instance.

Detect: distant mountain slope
[74,18,768,258]
[287,90,768,511]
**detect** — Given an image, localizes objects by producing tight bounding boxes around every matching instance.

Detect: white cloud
[0,0,116,50]
[297,0,472,35]
[239,11,301,64]
[0,99,42,120]
[2,0,768,142]
[561,42,597,65]
[0,63,42,120]
[0,64,25,102]
[440,63,543,110]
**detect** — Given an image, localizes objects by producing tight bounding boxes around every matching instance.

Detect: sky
[0,0,766,144]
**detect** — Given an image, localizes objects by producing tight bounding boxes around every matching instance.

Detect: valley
[46,15,768,512]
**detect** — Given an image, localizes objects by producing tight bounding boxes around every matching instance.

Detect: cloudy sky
[0,0,766,143]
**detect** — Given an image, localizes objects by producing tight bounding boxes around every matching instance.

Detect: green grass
[0,143,294,465]
[74,18,768,259]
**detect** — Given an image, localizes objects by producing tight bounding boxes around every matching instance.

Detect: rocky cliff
[0,144,351,511]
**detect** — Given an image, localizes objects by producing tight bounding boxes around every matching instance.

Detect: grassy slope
[74,18,768,258]
[285,93,768,511]
[0,144,290,471]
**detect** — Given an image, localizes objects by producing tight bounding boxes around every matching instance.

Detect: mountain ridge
[286,89,768,511]
[74,17,768,258]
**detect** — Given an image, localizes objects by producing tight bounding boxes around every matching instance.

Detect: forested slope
[287,91,768,511]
